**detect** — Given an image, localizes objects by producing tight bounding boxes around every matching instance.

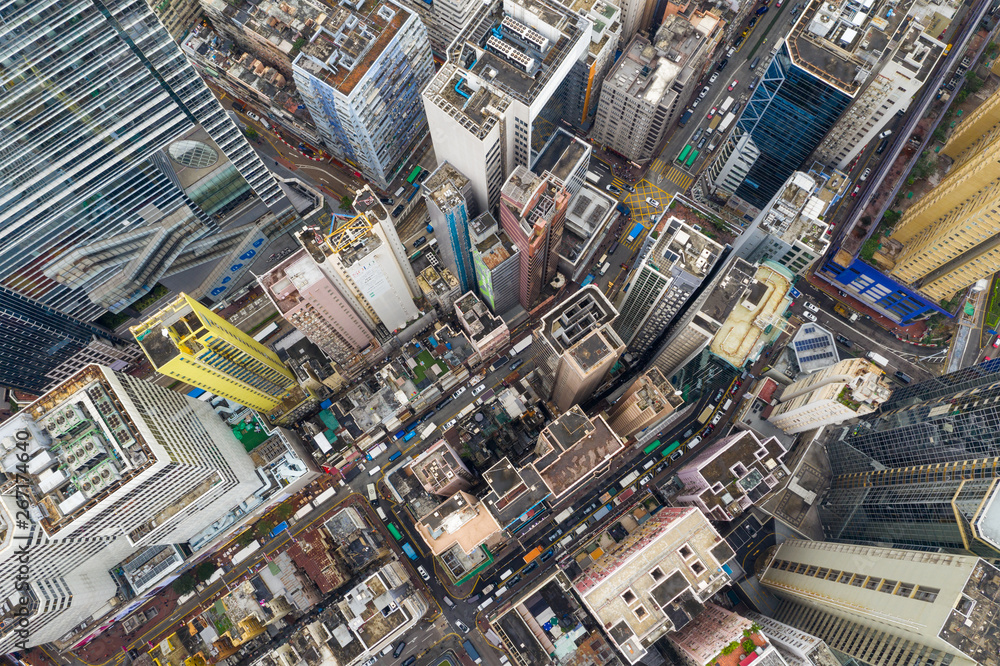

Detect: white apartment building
[422,0,591,212]
[0,365,262,650]
[292,0,434,189]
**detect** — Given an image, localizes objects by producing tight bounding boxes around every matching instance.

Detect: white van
[481,584,495,595]
[643,459,655,470]
[477,598,495,611]
[711,412,723,425]
[575,523,588,535]
[494,586,508,598]
[394,186,406,197]
[376,507,387,521]
[722,399,733,411]
[499,569,514,581]
[443,596,455,607]
[367,465,382,477]
[688,436,702,450]
[366,483,377,502]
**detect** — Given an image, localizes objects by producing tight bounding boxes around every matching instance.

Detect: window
[913,586,939,603]
[864,577,880,591]
[850,574,864,587]
[650,567,664,582]
[880,580,898,594]
[691,560,706,575]
[622,589,637,604]
[896,582,915,597]
[634,605,648,620]
[678,545,694,560]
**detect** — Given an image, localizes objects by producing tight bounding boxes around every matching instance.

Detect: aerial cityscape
[3,0,1000,665]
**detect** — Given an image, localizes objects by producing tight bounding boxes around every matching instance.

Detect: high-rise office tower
[393,0,482,58]
[761,539,1000,666]
[0,287,141,394]
[605,367,682,439]
[422,0,590,212]
[1,0,286,322]
[613,219,723,355]
[454,292,510,360]
[424,163,477,292]
[130,294,299,412]
[556,0,621,129]
[530,129,591,199]
[710,261,794,369]
[593,16,713,163]
[258,249,377,379]
[469,213,521,315]
[707,38,851,215]
[884,87,1000,302]
[818,363,1000,558]
[532,285,624,412]
[616,0,658,42]
[291,0,434,189]
[499,167,569,309]
[0,365,261,650]
[768,358,891,434]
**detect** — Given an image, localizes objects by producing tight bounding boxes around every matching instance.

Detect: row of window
[769,559,939,602]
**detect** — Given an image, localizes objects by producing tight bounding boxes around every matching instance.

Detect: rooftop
[409,439,471,495]
[670,603,771,666]
[418,265,460,299]
[469,211,499,241]
[292,0,412,96]
[424,162,470,212]
[534,408,624,498]
[539,285,618,355]
[259,249,324,315]
[790,324,839,373]
[416,491,501,555]
[787,0,920,96]
[482,457,551,528]
[758,168,845,255]
[710,262,794,369]
[679,430,788,514]
[475,231,518,270]
[532,128,589,184]
[939,559,1000,663]
[649,218,724,279]
[455,292,508,343]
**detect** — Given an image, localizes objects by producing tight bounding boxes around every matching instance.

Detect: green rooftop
[232,414,270,452]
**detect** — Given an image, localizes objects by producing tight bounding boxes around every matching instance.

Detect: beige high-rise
[889,88,1000,302]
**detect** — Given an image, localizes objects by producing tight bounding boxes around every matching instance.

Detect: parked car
[709,72,720,83]
[860,168,871,181]
[380,196,393,205]
[541,549,555,562]
[851,185,861,197]
[402,657,416,666]
[756,5,768,14]
[669,449,684,462]
[697,137,707,149]
[393,642,406,658]
[836,335,853,348]
[728,79,739,91]
[707,106,717,119]
[699,86,710,98]
[452,386,467,399]
[392,205,405,217]
[413,236,427,247]
[417,566,431,581]
[802,311,817,322]
[471,383,486,396]
[717,58,729,70]
[639,474,652,486]
[749,16,758,27]
[804,302,819,312]
[524,561,539,574]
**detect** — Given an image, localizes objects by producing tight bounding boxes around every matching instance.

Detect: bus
[660,441,682,457]
[677,144,692,164]
[685,149,699,167]
[406,166,422,184]
[643,439,662,455]
[387,523,403,540]
[252,321,279,342]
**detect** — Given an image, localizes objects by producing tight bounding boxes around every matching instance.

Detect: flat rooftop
[787,0,919,96]
[455,292,506,342]
[652,218,724,278]
[475,232,517,270]
[482,457,550,527]
[417,491,501,555]
[532,128,588,183]
[539,285,617,355]
[761,171,833,255]
[324,213,382,268]
[534,408,624,498]
[710,262,794,368]
[607,15,706,105]
[424,162,470,211]
[790,323,839,373]
[293,0,411,95]
[697,258,757,325]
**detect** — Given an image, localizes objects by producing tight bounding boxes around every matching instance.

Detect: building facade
[424,163,477,293]
[761,540,1000,666]
[605,367,682,439]
[470,215,521,315]
[614,219,723,355]
[292,1,434,189]
[131,294,298,412]
[499,167,570,309]
[1,0,286,322]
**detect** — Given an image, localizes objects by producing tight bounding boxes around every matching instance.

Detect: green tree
[965,71,983,93]
[255,518,275,539]
[171,573,197,596]
[339,195,353,211]
[194,561,218,582]
[273,501,295,521]
[244,127,258,139]
[957,89,969,103]
[860,238,880,262]
[882,209,901,228]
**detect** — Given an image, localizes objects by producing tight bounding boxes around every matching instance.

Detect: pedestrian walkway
[612,175,630,189]
[664,166,695,190]
[649,157,667,176]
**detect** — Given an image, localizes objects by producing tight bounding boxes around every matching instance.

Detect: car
[402,657,416,666]
[709,72,720,83]
[804,302,819,313]
[508,574,522,586]
[380,196,394,205]
[692,128,704,141]
[413,236,427,247]
[606,184,621,194]
[707,107,717,119]
[728,79,739,91]
[697,137,707,149]
[802,311,817,322]
[639,474,652,486]
[699,86,710,98]
[732,35,744,48]
[876,138,889,154]
[417,565,431,581]
[541,549,555,562]
[392,205,405,217]
[418,170,430,182]
[756,5,768,14]
[247,111,260,122]
[455,619,471,633]
[879,129,893,138]
[646,197,660,207]
[731,384,741,394]
[688,436,703,448]
[851,186,861,197]
[524,561,539,574]
[717,58,729,71]
[776,0,783,6]
[749,16,758,28]
[860,168,871,181]
[691,98,700,110]
[510,358,525,371]
[893,371,913,384]
[623,183,636,193]
[711,412,724,425]
[669,449,684,462]
[471,383,486,396]
[393,641,406,658]
[452,386,466,399]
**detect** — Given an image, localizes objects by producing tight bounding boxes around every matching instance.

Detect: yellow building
[889,88,1000,302]
[130,293,297,411]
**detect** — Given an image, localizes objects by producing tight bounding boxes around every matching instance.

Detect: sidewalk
[804,271,930,342]
[71,588,182,665]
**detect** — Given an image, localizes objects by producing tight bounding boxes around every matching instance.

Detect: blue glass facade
[444,204,474,292]
[816,254,947,324]
[732,44,851,210]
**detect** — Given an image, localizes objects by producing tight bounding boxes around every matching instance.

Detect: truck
[706,114,722,134]
[627,222,644,243]
[463,639,483,663]
[678,109,693,126]
[706,139,718,153]
[599,262,610,276]
[616,202,632,217]
[719,96,735,114]
[366,483,377,503]
[619,470,640,488]
[585,171,601,184]
[697,404,715,424]
[834,303,859,322]
[511,335,533,356]
[866,351,890,368]
[592,503,612,522]
[401,542,418,560]
[554,507,574,524]
[717,112,736,134]
[365,442,387,460]
[524,545,544,563]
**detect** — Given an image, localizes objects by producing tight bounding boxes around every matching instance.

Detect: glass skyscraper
[0,0,284,321]
[711,43,851,211]
[819,361,1000,559]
